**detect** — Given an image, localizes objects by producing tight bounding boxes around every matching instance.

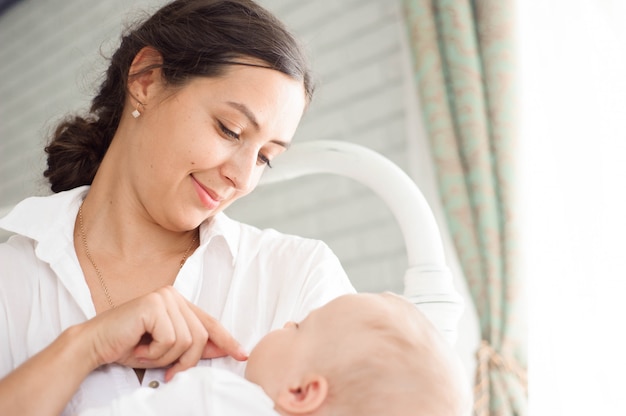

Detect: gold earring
[131,93,145,118]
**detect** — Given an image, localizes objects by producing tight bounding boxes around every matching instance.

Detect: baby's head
[245,293,469,416]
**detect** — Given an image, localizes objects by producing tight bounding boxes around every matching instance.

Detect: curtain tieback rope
[473,340,528,416]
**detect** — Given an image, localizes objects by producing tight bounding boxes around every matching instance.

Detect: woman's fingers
[97,286,246,375]
[85,286,246,374]
[132,287,198,364]
[201,342,229,359]
[149,289,211,380]
[187,302,248,361]
[162,300,248,381]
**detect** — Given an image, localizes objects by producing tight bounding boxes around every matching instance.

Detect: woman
[0,1,462,415]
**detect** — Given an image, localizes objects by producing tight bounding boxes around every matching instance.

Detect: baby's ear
[275,374,328,414]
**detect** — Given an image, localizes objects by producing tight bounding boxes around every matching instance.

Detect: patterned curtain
[400,1,526,415]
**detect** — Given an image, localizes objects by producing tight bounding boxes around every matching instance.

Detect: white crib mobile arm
[261,139,447,269]
[261,140,464,344]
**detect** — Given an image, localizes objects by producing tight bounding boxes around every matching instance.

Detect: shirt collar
[198,212,240,266]
[0,187,87,264]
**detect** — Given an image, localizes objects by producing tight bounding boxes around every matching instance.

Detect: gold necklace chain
[77,204,197,309]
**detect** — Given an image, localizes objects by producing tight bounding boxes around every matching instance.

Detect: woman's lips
[191,176,221,210]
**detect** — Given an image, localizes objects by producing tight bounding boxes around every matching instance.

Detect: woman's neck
[78,180,198,264]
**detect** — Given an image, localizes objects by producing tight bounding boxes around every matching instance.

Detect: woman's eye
[218,122,240,140]
[258,153,273,168]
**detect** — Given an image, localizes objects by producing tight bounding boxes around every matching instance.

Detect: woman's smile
[191,174,221,210]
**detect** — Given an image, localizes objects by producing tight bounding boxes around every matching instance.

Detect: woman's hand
[0,286,246,416]
[82,286,247,381]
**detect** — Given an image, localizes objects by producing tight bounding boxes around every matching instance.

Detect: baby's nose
[283,321,297,329]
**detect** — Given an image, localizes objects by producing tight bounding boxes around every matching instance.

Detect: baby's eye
[258,153,273,168]
[218,122,240,140]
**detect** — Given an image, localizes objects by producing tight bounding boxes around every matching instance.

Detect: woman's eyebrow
[226,101,291,149]
[227,101,260,130]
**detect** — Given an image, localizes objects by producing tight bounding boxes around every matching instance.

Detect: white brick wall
[0,0,479,385]
[0,0,162,240]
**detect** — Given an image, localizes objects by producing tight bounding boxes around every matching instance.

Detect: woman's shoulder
[0,234,38,268]
[234,218,331,254]
[0,187,87,240]
[0,235,40,318]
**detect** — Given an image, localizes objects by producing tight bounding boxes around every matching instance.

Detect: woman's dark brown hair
[44,0,313,193]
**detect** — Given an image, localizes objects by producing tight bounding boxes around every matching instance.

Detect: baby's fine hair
[319,294,469,416]
[44,0,313,193]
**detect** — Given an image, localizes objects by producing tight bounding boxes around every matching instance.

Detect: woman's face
[125,64,306,231]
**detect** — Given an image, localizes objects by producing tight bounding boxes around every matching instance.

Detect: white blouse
[80,367,279,416]
[0,187,355,415]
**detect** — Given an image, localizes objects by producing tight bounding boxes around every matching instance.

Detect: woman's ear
[275,374,329,414]
[127,46,164,104]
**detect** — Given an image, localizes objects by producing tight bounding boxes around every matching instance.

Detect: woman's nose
[222,148,258,192]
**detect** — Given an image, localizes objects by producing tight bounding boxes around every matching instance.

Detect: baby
[82,293,469,415]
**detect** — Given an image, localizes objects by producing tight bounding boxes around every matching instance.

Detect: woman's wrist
[61,322,106,373]
[0,323,102,416]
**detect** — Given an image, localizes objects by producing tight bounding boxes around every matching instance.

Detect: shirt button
[148,380,160,389]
